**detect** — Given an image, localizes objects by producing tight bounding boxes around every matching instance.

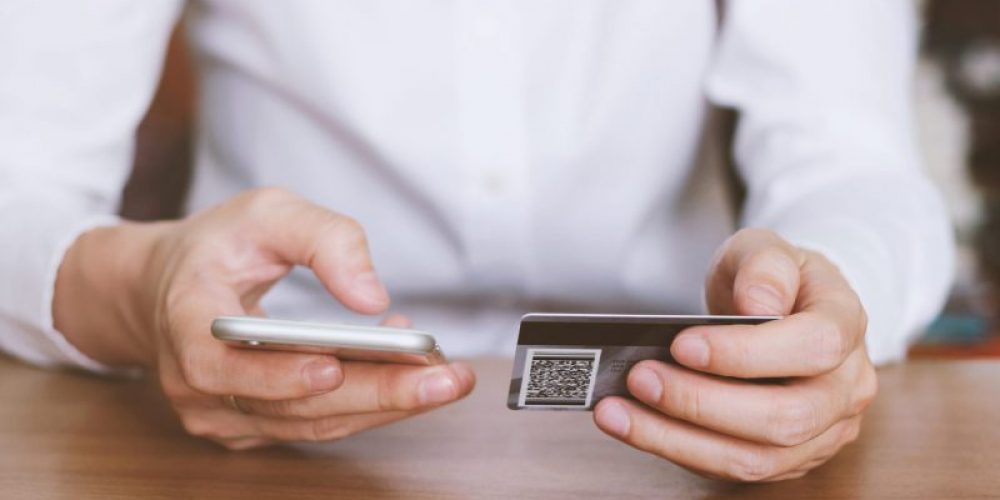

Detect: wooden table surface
[0,356,998,499]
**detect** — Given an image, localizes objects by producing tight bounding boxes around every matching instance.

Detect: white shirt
[0,0,954,371]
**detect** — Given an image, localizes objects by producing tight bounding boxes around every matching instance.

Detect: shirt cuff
[0,211,131,375]
[44,214,132,373]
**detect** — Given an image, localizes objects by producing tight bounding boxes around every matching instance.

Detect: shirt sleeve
[0,1,182,371]
[705,0,956,365]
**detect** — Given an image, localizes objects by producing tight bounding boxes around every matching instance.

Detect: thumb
[706,229,803,316]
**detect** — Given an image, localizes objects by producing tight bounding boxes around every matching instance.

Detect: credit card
[507,313,779,411]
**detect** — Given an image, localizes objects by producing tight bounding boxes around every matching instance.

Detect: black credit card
[507,313,779,411]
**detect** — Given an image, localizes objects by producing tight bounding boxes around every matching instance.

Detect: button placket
[455,1,531,293]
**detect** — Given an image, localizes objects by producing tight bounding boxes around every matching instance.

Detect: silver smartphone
[211,316,446,365]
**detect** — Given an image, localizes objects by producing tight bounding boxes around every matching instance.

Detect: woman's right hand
[54,187,475,449]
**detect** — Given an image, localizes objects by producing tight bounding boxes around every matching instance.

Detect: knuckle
[863,368,879,403]
[178,355,216,395]
[244,186,294,208]
[179,413,217,439]
[376,369,410,412]
[842,420,863,444]
[326,215,368,249]
[159,372,192,402]
[156,292,185,339]
[288,400,322,419]
[331,214,364,236]
[732,336,755,374]
[708,236,734,272]
[737,250,798,306]
[239,187,298,219]
[851,367,879,415]
[262,399,306,419]
[727,448,780,483]
[780,469,809,481]
[752,247,797,273]
[307,418,350,442]
[222,438,268,451]
[664,379,702,422]
[717,230,751,264]
[312,214,370,267]
[767,398,819,447]
[734,227,773,243]
[812,317,848,372]
[856,300,869,337]
[220,439,251,451]
[645,417,672,451]
[716,229,751,263]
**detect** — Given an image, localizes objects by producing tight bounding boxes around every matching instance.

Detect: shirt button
[482,172,507,194]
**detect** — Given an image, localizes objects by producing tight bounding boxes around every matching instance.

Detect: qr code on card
[518,348,601,408]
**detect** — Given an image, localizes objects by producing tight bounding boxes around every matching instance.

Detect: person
[0,0,953,482]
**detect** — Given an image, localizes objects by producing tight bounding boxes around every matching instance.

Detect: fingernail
[353,271,389,307]
[673,334,710,368]
[629,366,663,403]
[304,360,341,393]
[746,285,783,315]
[598,401,631,437]
[418,372,457,406]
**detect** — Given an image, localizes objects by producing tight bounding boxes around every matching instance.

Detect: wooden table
[0,356,998,499]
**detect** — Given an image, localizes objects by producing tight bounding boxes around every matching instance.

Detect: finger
[166,290,345,400]
[237,361,476,419]
[626,359,876,447]
[671,311,856,378]
[593,397,860,482]
[675,254,866,378]
[175,404,410,446]
[216,437,274,451]
[178,394,426,445]
[167,342,345,401]
[250,409,419,442]
[176,406,263,443]
[178,403,419,444]
[705,228,803,316]
[232,187,390,314]
[380,313,413,328]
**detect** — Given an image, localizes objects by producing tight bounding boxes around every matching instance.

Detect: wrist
[53,221,175,367]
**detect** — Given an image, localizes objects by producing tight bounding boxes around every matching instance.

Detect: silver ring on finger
[223,394,252,415]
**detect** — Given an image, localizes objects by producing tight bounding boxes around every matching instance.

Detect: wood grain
[0,356,997,499]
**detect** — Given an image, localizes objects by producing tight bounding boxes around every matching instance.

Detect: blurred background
[912,0,999,358]
[122,1,1000,359]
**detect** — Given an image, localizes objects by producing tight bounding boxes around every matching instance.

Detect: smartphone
[211,316,446,365]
